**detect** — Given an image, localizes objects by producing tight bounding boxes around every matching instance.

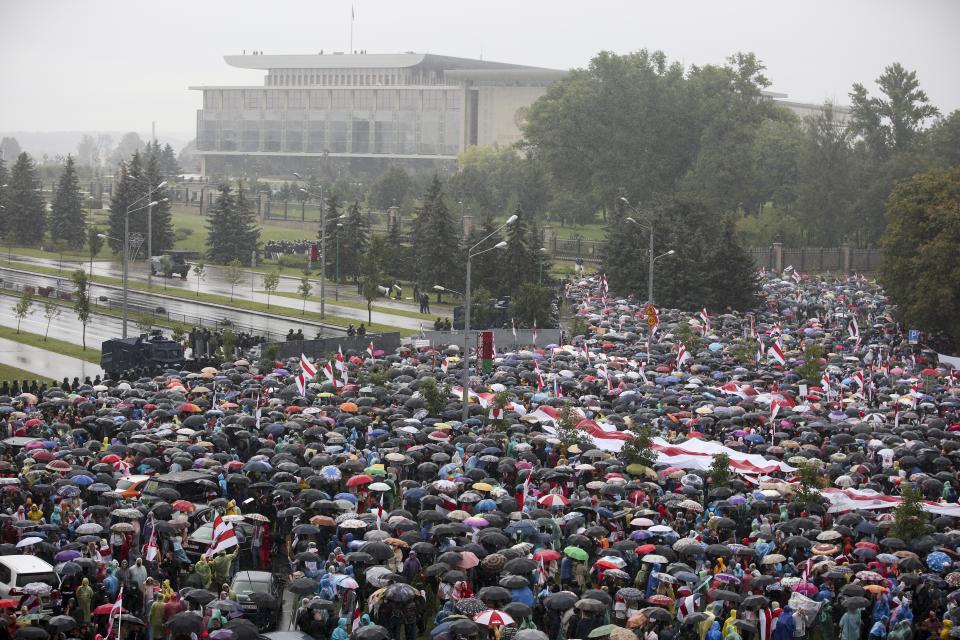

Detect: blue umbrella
[745,434,765,443]
[709,342,723,352]
[58,486,80,498]
[334,493,358,504]
[71,474,94,486]
[320,466,342,481]
[244,460,272,473]
[927,551,951,572]
[475,499,497,512]
[403,488,427,501]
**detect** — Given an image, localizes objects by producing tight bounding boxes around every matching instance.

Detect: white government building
[190,52,847,176]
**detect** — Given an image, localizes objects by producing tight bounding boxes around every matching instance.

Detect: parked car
[115,474,150,500]
[230,570,282,630]
[0,556,61,613]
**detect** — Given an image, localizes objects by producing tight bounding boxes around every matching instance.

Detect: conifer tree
[340,201,369,283]
[50,155,86,250]
[140,150,174,254]
[205,184,238,264]
[320,193,343,278]
[413,176,459,290]
[0,158,9,241]
[234,181,261,266]
[107,155,142,254]
[7,152,45,246]
[498,207,538,297]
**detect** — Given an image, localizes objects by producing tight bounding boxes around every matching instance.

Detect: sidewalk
[0,337,101,380]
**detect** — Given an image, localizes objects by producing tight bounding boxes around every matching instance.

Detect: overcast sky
[1,0,958,138]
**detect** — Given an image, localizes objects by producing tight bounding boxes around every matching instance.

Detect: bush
[568,316,591,339]
[277,253,309,269]
[174,228,194,242]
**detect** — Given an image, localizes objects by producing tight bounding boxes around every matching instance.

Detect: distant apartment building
[190,52,848,176]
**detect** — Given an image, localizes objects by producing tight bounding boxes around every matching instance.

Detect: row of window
[197,119,459,155]
[265,68,445,87]
[205,89,460,112]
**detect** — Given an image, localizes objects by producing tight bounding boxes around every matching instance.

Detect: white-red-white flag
[532,319,538,344]
[106,588,124,638]
[767,341,786,366]
[441,357,448,375]
[698,308,711,335]
[676,343,690,370]
[204,514,238,558]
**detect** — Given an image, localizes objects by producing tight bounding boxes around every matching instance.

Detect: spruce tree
[50,155,86,250]
[160,143,181,179]
[107,154,142,254]
[205,184,238,264]
[141,150,174,254]
[320,194,343,278]
[0,159,9,238]
[704,217,759,312]
[341,201,369,283]
[498,207,538,297]
[7,152,45,246]
[234,181,261,266]
[464,213,501,294]
[414,176,459,290]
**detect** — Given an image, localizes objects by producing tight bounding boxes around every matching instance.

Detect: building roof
[225,53,557,72]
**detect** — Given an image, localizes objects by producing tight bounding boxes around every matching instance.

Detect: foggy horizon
[1,0,958,143]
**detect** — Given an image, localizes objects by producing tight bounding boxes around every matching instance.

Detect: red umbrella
[533,549,561,562]
[172,500,196,513]
[0,599,18,609]
[178,403,201,413]
[345,474,373,488]
[647,594,674,607]
[30,450,53,462]
[473,610,514,627]
[93,604,128,615]
[100,454,121,465]
[538,494,570,507]
[635,544,657,555]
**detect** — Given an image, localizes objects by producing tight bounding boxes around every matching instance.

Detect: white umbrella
[17,536,43,547]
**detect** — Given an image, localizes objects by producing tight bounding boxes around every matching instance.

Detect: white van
[0,556,60,611]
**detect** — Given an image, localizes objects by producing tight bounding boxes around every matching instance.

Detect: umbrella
[168,612,204,635]
[288,576,319,594]
[473,610,515,627]
[564,546,589,562]
[353,626,391,640]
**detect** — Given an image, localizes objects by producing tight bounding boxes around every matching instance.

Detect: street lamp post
[454,214,517,422]
[295,173,325,318]
[538,247,547,285]
[124,178,166,290]
[335,222,343,301]
[621,196,672,304]
[99,199,155,338]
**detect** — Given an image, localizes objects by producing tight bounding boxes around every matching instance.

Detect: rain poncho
[76,577,93,622]
[331,617,350,640]
[840,610,862,640]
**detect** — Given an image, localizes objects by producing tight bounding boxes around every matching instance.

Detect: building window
[376,90,396,110]
[329,121,349,152]
[353,120,370,153]
[308,121,325,152]
[332,90,352,110]
[285,120,303,152]
[244,91,261,110]
[446,92,461,111]
[241,123,260,151]
[288,90,306,109]
[265,91,282,110]
[309,90,329,109]
[374,120,395,154]
[355,90,375,110]
[222,91,241,110]
[423,91,443,110]
[203,91,219,110]
[399,90,419,110]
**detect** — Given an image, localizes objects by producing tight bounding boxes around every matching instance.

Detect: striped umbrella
[473,610,515,627]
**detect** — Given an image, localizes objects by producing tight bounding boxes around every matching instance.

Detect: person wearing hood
[888,620,912,640]
[723,611,739,639]
[331,617,350,640]
[75,578,93,623]
[773,605,795,640]
[707,621,723,640]
[840,608,862,640]
[869,615,889,640]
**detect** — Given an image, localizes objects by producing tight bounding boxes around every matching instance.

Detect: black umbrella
[47,616,77,632]
[288,576,319,594]
[844,597,870,610]
[384,583,420,603]
[167,611,203,635]
[14,629,48,640]
[184,589,217,605]
[503,557,538,574]
[353,625,391,640]
[477,586,511,603]
[224,618,260,640]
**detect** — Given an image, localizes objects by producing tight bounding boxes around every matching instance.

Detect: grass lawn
[263,290,448,322]
[0,325,101,363]
[0,363,53,384]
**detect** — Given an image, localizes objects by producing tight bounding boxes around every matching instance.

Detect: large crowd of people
[0,270,958,640]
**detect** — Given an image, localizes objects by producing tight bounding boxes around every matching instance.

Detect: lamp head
[148,201,158,207]
[666,249,676,255]
[432,285,445,291]
[619,196,629,204]
[156,180,167,189]
[505,214,518,225]
[292,172,303,179]
[494,241,507,249]
[626,217,637,224]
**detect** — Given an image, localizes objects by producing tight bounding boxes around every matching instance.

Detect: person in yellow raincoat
[723,611,739,639]
[26,504,43,523]
[76,577,94,622]
[225,501,240,516]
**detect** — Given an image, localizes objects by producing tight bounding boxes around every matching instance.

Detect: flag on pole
[698,308,711,335]
[106,588,124,638]
[553,377,563,398]
[767,341,786,366]
[758,609,774,640]
[820,371,831,400]
[351,605,362,633]
[323,361,338,391]
[848,316,860,341]
[296,353,317,396]
[519,473,532,511]
[204,514,238,558]
[367,341,375,361]
[376,493,384,529]
[143,518,158,562]
[755,339,764,369]
[336,346,348,385]
[511,318,517,340]
[676,342,689,370]
[534,363,544,392]
[532,319,538,344]
[441,357,448,375]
